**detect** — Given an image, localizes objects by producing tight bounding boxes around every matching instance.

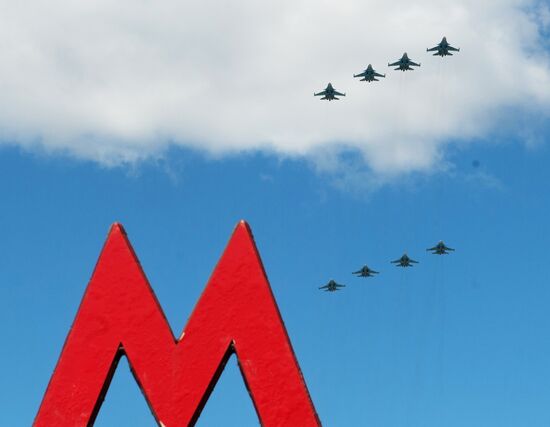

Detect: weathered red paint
[34,221,320,426]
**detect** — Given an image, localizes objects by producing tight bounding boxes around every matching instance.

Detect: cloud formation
[0,0,548,175]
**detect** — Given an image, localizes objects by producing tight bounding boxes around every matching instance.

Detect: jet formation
[315,37,459,290]
[321,242,454,292]
[315,37,459,100]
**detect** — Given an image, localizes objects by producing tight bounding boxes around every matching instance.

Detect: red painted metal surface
[34,222,321,426]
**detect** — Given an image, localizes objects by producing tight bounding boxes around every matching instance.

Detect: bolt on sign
[34,221,321,426]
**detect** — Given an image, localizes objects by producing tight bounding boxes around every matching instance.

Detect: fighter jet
[426,240,455,255]
[353,64,386,82]
[352,265,380,277]
[391,253,419,267]
[427,37,460,56]
[319,279,346,292]
[314,83,346,101]
[388,53,421,71]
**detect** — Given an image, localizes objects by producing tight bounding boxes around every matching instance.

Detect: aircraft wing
[354,72,366,78]
[448,46,460,51]
[318,284,329,289]
[409,61,421,67]
[426,246,438,251]
[410,259,419,263]
[352,270,362,274]
[427,46,439,52]
[374,72,385,77]
[390,259,401,264]
[333,91,345,97]
[388,60,400,67]
[314,91,326,96]
[446,247,455,251]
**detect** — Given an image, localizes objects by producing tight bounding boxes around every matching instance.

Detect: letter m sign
[34,222,320,426]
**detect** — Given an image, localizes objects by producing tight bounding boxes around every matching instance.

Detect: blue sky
[3,129,550,425]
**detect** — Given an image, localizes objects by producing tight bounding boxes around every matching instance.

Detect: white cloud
[0,0,548,174]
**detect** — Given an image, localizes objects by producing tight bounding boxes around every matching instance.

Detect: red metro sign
[35,222,320,426]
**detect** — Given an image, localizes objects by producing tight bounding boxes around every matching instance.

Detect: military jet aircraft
[391,253,419,267]
[314,83,346,101]
[388,53,421,71]
[319,279,346,292]
[353,64,386,82]
[427,241,455,255]
[427,37,460,56]
[352,265,379,277]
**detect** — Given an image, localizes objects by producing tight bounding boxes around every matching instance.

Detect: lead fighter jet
[319,279,346,292]
[391,253,419,267]
[314,83,346,101]
[388,53,421,71]
[427,37,460,56]
[353,265,379,277]
[427,241,455,255]
[353,64,386,82]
